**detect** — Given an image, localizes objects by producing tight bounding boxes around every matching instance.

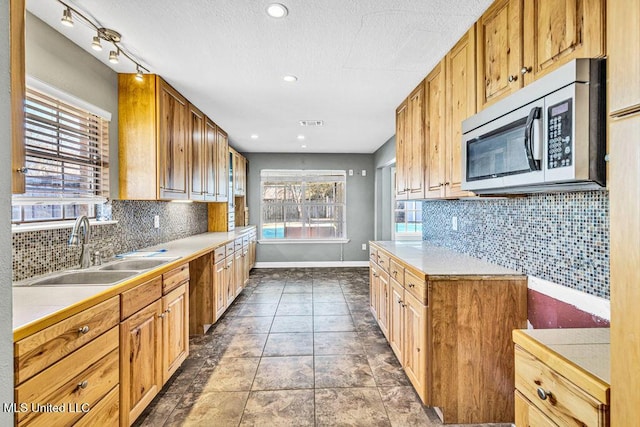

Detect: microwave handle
[524,106,542,171]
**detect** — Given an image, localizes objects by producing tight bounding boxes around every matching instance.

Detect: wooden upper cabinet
[11,0,26,194]
[157,79,189,200]
[424,60,447,198]
[188,104,205,201]
[204,117,218,200]
[407,83,425,198]
[445,27,476,198]
[216,127,229,202]
[232,150,247,196]
[522,0,605,85]
[476,0,523,110]
[119,75,188,200]
[608,0,640,116]
[395,100,409,199]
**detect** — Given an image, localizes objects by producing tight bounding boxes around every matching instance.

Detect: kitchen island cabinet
[369,241,527,424]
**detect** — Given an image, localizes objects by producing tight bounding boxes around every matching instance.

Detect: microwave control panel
[547,99,573,169]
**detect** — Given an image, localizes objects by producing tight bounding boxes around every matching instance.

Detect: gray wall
[26,12,120,197]
[373,136,395,240]
[245,153,375,263]
[1,0,15,418]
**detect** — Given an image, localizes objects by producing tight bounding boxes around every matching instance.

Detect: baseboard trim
[254,261,370,268]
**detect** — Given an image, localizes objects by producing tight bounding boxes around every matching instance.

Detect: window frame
[11,77,111,225]
[259,169,348,243]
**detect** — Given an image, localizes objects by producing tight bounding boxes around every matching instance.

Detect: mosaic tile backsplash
[422,191,610,299]
[12,200,209,281]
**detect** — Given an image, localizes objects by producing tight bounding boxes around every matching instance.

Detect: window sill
[258,239,350,245]
[12,219,118,234]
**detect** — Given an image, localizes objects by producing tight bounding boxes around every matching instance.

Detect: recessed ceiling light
[297,135,305,140]
[301,144,307,149]
[266,3,288,18]
[283,74,298,83]
[251,134,259,139]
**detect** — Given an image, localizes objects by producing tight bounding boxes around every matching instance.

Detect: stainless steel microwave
[461,58,606,194]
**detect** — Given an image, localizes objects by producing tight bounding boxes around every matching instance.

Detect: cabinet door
[522,0,605,85]
[607,0,640,116]
[225,256,235,306]
[214,257,227,321]
[369,263,380,319]
[11,0,26,194]
[476,0,523,110]
[388,279,405,361]
[403,290,428,404]
[215,128,229,202]
[445,27,476,198]
[395,101,409,199]
[377,271,391,339]
[162,283,189,384]
[407,83,425,198]
[158,79,189,200]
[120,299,162,426]
[233,153,246,195]
[204,117,217,200]
[234,249,244,297]
[242,245,250,286]
[424,61,447,198]
[188,104,205,200]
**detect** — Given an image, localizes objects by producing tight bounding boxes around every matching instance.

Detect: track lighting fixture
[56,0,149,79]
[61,7,74,27]
[91,35,102,51]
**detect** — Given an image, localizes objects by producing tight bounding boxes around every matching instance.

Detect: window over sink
[11,79,110,224]
[259,169,347,242]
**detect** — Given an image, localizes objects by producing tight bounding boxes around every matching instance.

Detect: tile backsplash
[422,191,609,299]
[12,200,209,281]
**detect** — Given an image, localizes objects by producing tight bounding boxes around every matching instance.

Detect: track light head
[91,35,102,51]
[135,66,144,81]
[61,7,74,27]
[108,50,119,64]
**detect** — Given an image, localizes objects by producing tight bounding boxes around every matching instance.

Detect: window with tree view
[260,170,346,241]
[394,200,422,237]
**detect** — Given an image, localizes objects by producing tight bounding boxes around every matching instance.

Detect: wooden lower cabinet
[515,390,556,427]
[162,283,189,383]
[369,264,380,320]
[75,385,120,427]
[120,299,163,426]
[377,270,390,339]
[369,243,527,424]
[234,248,244,297]
[214,256,227,321]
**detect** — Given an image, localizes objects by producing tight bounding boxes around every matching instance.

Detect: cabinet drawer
[515,345,607,426]
[214,246,226,262]
[225,242,235,257]
[404,270,427,305]
[389,259,405,285]
[14,296,119,385]
[74,385,119,427]
[163,263,189,294]
[515,390,556,427]
[16,327,119,426]
[242,236,249,245]
[121,276,162,320]
[376,251,390,272]
[235,238,243,251]
[369,246,377,261]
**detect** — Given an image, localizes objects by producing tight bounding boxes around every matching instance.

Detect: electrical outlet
[348,169,354,176]
[361,243,367,251]
[361,170,366,176]
[154,215,160,229]
[451,216,458,231]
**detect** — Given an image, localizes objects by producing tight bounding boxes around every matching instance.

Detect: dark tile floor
[133,268,509,427]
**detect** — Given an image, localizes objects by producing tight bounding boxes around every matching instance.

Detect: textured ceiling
[26,0,492,154]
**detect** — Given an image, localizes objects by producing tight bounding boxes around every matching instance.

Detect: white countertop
[371,241,523,277]
[13,227,255,334]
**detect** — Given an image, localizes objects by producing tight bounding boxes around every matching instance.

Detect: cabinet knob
[536,387,551,401]
[166,308,171,313]
[397,298,402,304]
[78,325,90,334]
[408,283,415,288]
[521,66,532,75]
[508,75,518,83]
[159,313,166,318]
[77,380,89,389]
[16,167,28,174]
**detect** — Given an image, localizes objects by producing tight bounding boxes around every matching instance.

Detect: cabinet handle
[521,66,532,75]
[77,380,88,389]
[392,270,398,277]
[159,313,166,318]
[78,326,90,334]
[408,283,415,288]
[397,298,402,304]
[508,75,518,83]
[166,308,171,313]
[536,388,551,401]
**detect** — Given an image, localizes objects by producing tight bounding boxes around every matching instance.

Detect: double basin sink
[22,257,179,287]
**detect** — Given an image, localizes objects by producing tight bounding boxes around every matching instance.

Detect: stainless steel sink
[99,258,174,271]
[29,270,138,286]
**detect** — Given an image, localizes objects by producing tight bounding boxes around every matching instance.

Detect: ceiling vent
[299,120,324,127]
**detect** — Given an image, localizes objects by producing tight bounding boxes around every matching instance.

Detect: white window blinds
[13,88,110,205]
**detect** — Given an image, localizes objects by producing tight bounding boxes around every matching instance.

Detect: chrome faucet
[69,215,91,269]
